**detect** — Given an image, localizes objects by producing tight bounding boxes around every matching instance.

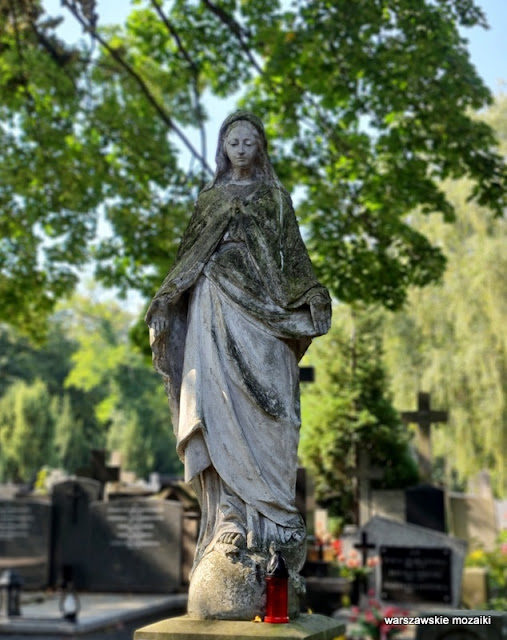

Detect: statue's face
[224,122,259,172]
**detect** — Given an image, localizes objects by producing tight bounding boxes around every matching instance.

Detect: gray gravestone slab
[406,484,446,532]
[371,490,406,522]
[362,516,466,607]
[415,610,507,640]
[0,499,51,589]
[88,499,182,592]
[448,493,498,551]
[495,499,507,531]
[50,477,102,588]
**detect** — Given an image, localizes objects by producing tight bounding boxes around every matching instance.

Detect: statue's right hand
[150,315,169,335]
[145,292,175,331]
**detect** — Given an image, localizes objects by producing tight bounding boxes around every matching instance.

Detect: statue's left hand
[310,296,331,335]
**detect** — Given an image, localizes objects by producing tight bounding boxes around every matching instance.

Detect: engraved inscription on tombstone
[89,499,182,592]
[0,500,51,589]
[380,546,452,604]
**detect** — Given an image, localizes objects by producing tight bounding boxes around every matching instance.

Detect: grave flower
[348,598,408,640]
[333,550,378,579]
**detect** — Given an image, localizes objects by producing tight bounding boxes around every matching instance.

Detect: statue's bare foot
[217,532,246,548]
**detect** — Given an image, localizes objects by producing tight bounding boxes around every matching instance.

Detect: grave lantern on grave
[0,569,23,617]
[264,549,289,624]
[59,565,80,623]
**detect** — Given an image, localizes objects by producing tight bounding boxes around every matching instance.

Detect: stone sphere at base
[187,549,302,621]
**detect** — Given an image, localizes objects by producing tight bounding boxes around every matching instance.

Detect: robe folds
[146,180,331,560]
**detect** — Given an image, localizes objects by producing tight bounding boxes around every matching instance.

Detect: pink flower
[349,606,359,622]
[364,610,375,624]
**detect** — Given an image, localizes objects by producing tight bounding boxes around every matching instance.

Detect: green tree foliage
[63,294,182,477]
[0,0,505,336]
[0,293,182,481]
[299,304,418,520]
[0,321,100,474]
[0,379,55,481]
[382,98,507,497]
[52,393,89,473]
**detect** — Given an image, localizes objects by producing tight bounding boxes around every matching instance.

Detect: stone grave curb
[0,594,187,635]
[134,613,345,640]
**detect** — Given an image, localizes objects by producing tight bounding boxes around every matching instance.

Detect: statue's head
[212,111,275,186]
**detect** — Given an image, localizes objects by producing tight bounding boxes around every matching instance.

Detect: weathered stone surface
[145,111,331,619]
[135,613,345,640]
[187,548,303,621]
[0,499,51,589]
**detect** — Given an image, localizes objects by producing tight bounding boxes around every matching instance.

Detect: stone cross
[356,450,384,526]
[401,392,448,482]
[354,530,375,567]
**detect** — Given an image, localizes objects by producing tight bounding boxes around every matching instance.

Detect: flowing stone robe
[147,180,331,571]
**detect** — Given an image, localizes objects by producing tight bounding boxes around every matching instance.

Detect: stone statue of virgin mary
[145,111,331,620]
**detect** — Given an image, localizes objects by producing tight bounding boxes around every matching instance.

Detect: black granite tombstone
[405,484,446,532]
[0,499,52,589]
[88,499,182,592]
[50,477,101,588]
[380,545,452,604]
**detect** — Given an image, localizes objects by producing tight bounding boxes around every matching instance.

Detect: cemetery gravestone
[380,546,452,604]
[88,498,182,592]
[356,451,384,526]
[467,469,493,499]
[406,484,446,532]
[50,477,101,588]
[371,489,406,522]
[182,511,199,586]
[0,499,52,589]
[448,492,498,551]
[362,516,467,607]
[495,499,507,531]
[415,611,507,640]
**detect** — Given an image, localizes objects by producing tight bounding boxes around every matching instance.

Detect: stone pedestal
[134,613,345,640]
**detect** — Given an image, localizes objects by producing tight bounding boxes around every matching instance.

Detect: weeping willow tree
[383,97,507,497]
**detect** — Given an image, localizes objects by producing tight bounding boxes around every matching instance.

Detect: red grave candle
[264,549,289,624]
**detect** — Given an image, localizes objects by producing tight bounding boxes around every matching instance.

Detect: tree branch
[61,0,213,177]
[201,0,263,76]
[199,0,348,154]
[149,0,207,186]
